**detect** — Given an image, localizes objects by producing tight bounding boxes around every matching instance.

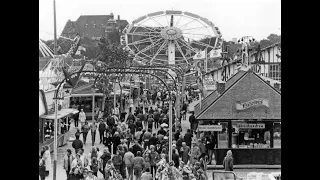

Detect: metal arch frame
[130,65,183,81]
[103,67,178,91]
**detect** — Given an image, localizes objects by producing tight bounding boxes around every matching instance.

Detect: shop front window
[273,122,281,148]
[232,120,270,148]
[217,122,229,148]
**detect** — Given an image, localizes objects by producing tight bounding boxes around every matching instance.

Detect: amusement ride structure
[122,10,223,66]
[39,35,81,90]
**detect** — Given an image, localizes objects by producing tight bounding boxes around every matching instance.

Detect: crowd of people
[39,91,234,180]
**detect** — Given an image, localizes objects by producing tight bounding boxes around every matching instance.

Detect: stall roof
[71,93,104,97]
[195,69,281,120]
[40,108,79,120]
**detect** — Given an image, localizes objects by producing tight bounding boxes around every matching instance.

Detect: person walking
[142,129,152,149]
[129,97,134,113]
[72,132,83,154]
[104,132,113,153]
[153,108,160,129]
[39,155,46,180]
[149,145,160,178]
[79,109,86,128]
[100,148,111,178]
[81,121,90,144]
[112,150,123,172]
[74,110,79,128]
[189,112,196,133]
[184,129,193,147]
[147,115,154,130]
[124,147,135,180]
[133,151,145,180]
[42,145,51,177]
[90,120,97,146]
[90,157,99,177]
[98,119,106,144]
[181,142,190,164]
[223,150,234,171]
[63,149,74,178]
[206,133,216,165]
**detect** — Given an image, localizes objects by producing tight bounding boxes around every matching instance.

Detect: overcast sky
[39,0,281,41]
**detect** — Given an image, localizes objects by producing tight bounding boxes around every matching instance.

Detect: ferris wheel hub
[161,27,182,40]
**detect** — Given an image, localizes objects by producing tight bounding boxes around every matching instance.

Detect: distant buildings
[60,13,129,40]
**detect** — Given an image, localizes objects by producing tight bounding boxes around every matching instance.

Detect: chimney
[216,80,226,95]
[118,15,120,21]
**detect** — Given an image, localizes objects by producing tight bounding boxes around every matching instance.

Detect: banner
[235,98,269,110]
[198,125,222,131]
[237,123,265,129]
[193,50,206,60]
[209,48,222,58]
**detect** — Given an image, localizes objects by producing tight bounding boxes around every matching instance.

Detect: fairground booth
[39,89,78,153]
[194,68,281,165]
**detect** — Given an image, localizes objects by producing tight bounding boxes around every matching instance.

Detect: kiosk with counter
[194,68,281,165]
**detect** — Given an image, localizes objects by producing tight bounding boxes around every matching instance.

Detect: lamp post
[53,1,58,179]
[92,88,95,121]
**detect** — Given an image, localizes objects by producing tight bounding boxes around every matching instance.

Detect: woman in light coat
[42,145,51,176]
[79,109,86,127]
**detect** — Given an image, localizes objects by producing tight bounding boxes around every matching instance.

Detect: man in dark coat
[172,149,180,169]
[71,133,83,154]
[184,129,193,147]
[132,140,143,156]
[149,133,158,147]
[189,111,196,133]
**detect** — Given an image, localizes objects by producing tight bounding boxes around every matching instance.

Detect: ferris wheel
[123,10,223,66]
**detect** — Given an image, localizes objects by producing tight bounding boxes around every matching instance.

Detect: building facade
[60,13,129,40]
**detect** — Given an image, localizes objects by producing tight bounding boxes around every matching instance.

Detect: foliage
[259,34,281,49]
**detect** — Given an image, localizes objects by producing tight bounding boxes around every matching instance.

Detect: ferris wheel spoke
[181,26,208,31]
[174,40,190,64]
[136,38,164,55]
[126,32,160,38]
[179,19,197,29]
[136,25,161,33]
[182,32,210,36]
[149,17,165,28]
[177,38,198,54]
[150,40,168,64]
[174,15,183,27]
[127,36,159,46]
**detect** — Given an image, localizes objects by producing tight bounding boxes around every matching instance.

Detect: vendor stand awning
[195,69,281,120]
[40,108,79,120]
[71,93,104,97]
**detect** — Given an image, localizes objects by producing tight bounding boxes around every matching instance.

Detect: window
[273,122,281,148]
[232,120,270,148]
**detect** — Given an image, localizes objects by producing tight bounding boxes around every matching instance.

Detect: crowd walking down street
[39,94,280,180]
[39,93,216,180]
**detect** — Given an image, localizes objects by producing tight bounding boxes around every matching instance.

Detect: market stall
[39,108,79,152]
[194,69,281,165]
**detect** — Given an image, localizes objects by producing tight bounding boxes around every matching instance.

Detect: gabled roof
[194,70,247,117]
[195,69,281,120]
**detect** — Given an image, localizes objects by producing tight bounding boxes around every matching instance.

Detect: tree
[267,34,281,44]
[93,36,134,116]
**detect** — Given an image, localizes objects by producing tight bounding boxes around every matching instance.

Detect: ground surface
[43,100,280,180]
